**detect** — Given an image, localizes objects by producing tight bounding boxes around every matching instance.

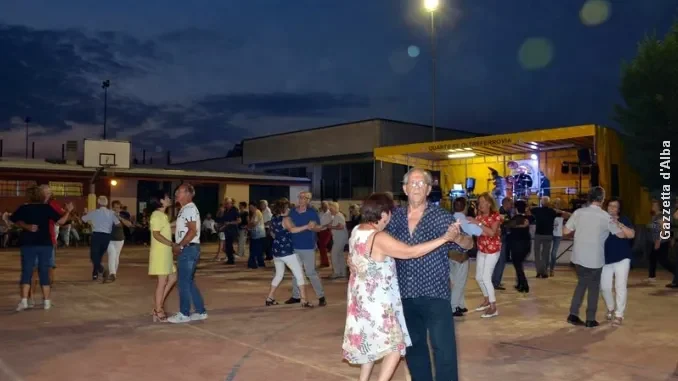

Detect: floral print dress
[342,228,411,365]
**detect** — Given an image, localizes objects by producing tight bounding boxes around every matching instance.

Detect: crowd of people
[4,168,678,381]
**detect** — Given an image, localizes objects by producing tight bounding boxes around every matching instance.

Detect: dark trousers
[248,238,266,269]
[20,246,52,286]
[317,230,331,266]
[492,236,509,286]
[569,264,602,321]
[90,232,111,275]
[224,231,236,263]
[534,235,553,276]
[648,241,673,278]
[510,240,531,290]
[264,230,273,260]
[402,297,458,381]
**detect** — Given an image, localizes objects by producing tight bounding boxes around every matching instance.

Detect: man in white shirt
[259,200,273,260]
[563,186,630,328]
[168,183,207,324]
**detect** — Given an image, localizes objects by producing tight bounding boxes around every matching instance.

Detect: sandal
[152,309,167,323]
[301,300,314,308]
[265,298,279,306]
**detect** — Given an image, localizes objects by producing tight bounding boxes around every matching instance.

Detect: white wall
[109,178,138,216]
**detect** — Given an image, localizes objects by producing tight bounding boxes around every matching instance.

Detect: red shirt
[48,200,64,245]
[476,212,503,254]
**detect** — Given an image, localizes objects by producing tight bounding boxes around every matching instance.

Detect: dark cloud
[0,23,370,160]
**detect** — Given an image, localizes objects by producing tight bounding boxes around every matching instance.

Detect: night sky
[0,0,675,162]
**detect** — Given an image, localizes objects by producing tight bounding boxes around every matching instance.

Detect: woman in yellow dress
[148,190,177,322]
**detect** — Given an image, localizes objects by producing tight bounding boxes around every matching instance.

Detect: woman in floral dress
[342,193,459,381]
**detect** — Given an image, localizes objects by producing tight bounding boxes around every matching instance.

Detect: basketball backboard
[84,139,131,169]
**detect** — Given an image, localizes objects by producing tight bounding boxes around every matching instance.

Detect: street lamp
[24,116,31,159]
[424,0,439,142]
[102,80,110,139]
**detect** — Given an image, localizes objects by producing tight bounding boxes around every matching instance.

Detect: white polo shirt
[175,202,201,244]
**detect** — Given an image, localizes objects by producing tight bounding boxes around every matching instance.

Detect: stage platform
[0,244,676,381]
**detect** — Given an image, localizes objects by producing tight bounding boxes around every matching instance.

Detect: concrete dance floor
[0,244,676,381]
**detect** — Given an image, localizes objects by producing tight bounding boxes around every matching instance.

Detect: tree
[614,21,678,192]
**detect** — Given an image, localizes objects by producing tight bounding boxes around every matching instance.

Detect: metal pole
[103,87,108,139]
[25,120,28,158]
[430,11,437,142]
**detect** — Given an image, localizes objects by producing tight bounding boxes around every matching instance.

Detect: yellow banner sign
[427,137,513,151]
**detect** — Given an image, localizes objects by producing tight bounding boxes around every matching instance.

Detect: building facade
[0,159,309,218]
[172,118,479,211]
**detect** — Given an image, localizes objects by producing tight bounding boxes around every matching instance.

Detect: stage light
[110,179,118,186]
[448,152,476,159]
[530,154,538,160]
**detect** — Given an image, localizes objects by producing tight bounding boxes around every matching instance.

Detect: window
[49,182,83,196]
[321,162,374,200]
[0,180,37,196]
[264,167,307,177]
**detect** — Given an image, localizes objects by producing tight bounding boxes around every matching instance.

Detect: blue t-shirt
[271,215,294,257]
[288,208,320,250]
[604,216,633,264]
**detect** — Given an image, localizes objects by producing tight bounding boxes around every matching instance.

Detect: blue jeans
[21,246,52,286]
[550,236,562,272]
[248,237,266,269]
[402,297,458,381]
[177,244,206,316]
[492,236,508,286]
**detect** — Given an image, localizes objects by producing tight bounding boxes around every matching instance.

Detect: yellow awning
[374,124,596,160]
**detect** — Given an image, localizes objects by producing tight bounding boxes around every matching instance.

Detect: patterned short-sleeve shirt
[386,203,467,300]
[476,212,503,253]
[271,215,294,258]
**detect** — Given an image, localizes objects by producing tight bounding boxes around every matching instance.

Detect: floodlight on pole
[423,0,439,141]
[102,80,110,140]
[424,0,439,12]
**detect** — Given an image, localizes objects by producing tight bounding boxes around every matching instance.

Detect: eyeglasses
[406,180,429,188]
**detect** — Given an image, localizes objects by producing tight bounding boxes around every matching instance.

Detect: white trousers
[238,229,247,257]
[271,255,306,287]
[449,259,468,309]
[330,236,348,277]
[107,240,125,275]
[475,251,500,303]
[600,258,630,318]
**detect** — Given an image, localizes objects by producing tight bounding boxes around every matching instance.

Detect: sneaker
[16,300,28,312]
[28,299,36,308]
[167,312,192,324]
[190,312,208,321]
[644,277,657,284]
[44,300,52,310]
[284,297,301,305]
[318,297,327,307]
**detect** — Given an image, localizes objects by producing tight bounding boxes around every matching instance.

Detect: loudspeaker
[590,165,599,187]
[561,163,569,174]
[465,177,476,191]
[610,164,619,197]
[578,148,592,165]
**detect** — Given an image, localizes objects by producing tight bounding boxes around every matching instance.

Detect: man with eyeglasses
[284,191,327,306]
[385,168,474,381]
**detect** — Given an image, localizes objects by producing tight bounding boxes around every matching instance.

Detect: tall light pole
[102,80,110,139]
[424,0,439,142]
[24,116,31,158]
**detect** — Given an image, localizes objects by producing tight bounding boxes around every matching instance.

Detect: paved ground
[0,244,677,381]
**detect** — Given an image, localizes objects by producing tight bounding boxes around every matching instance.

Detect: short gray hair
[402,168,433,186]
[259,200,268,207]
[97,195,109,207]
